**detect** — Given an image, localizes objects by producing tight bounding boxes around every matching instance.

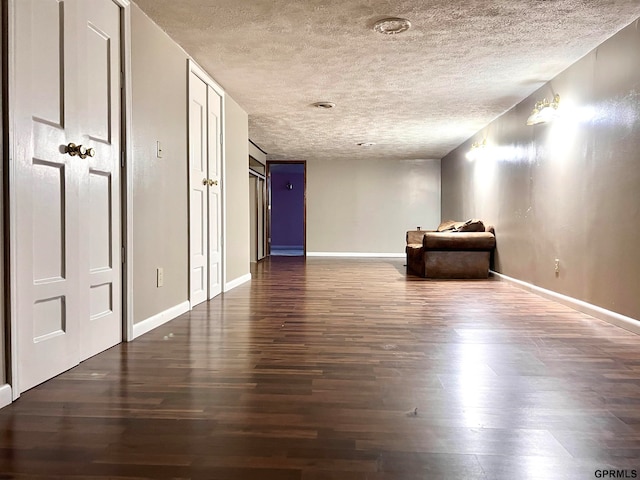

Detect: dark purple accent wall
[270,167,304,247]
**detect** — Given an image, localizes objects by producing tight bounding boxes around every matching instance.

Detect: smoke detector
[373,17,411,35]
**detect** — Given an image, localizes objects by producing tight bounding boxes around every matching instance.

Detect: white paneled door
[189,66,222,306]
[206,86,222,299]
[14,0,122,392]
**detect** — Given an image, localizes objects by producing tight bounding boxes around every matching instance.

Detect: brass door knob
[66,143,81,156]
[202,178,208,186]
[66,143,94,159]
[208,179,218,186]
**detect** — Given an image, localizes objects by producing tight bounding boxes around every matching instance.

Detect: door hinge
[121,151,125,168]
[121,246,126,263]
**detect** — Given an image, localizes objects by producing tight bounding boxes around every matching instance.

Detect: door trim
[249,168,267,262]
[7,0,132,400]
[187,59,226,305]
[118,0,134,343]
[266,160,307,257]
[6,0,17,400]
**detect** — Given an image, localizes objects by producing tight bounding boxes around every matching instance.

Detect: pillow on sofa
[437,220,458,232]
[455,219,485,232]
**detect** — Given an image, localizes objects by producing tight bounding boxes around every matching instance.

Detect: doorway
[267,161,306,256]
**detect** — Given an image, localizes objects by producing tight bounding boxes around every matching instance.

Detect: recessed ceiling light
[311,101,336,109]
[373,17,411,35]
[357,142,376,147]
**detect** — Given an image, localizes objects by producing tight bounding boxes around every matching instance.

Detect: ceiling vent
[373,17,411,35]
[312,101,336,109]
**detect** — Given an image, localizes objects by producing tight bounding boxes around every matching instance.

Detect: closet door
[207,86,222,299]
[188,71,209,307]
[13,0,122,392]
[189,65,223,305]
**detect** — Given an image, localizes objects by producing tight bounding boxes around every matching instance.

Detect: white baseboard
[491,271,640,335]
[224,273,251,292]
[307,252,405,258]
[132,300,190,340]
[0,384,13,410]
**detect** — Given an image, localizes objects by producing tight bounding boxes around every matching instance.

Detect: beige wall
[307,158,441,254]
[442,19,640,321]
[224,96,250,284]
[130,5,189,323]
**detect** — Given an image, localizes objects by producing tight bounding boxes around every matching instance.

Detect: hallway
[1,258,639,479]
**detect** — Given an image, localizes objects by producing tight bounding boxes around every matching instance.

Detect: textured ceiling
[133,0,640,162]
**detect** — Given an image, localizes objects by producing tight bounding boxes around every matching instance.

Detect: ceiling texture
[133,0,640,163]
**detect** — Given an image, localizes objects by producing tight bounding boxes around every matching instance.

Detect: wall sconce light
[286,181,293,191]
[466,138,487,160]
[526,94,560,125]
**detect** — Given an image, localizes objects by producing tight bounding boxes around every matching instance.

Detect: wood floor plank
[1,257,640,478]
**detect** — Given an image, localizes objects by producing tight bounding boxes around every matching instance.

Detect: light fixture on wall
[526,94,561,125]
[286,181,293,191]
[466,139,487,161]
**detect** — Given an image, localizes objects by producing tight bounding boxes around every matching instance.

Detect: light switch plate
[157,267,164,287]
[156,141,163,158]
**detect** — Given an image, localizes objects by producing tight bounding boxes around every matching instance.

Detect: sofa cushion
[423,232,496,250]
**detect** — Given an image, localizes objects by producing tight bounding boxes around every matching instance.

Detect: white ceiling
[133,0,640,162]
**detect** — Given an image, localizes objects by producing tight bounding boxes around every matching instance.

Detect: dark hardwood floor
[1,257,640,479]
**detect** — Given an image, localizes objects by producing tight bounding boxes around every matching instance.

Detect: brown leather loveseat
[406,220,496,279]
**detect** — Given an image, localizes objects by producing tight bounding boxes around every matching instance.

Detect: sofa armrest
[423,232,496,250]
[406,230,427,245]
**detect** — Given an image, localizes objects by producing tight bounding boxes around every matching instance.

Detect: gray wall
[1,0,5,384]
[130,4,190,323]
[131,5,251,316]
[224,96,250,284]
[442,19,640,321]
[307,158,441,254]
[249,142,267,165]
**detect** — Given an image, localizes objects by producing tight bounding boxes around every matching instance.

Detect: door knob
[202,178,208,186]
[66,143,82,156]
[208,179,218,186]
[66,143,95,159]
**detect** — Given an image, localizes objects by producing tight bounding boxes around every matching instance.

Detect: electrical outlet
[157,267,164,287]
[554,259,560,274]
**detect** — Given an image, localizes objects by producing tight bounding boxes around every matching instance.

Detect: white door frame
[7,0,133,400]
[187,60,226,306]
